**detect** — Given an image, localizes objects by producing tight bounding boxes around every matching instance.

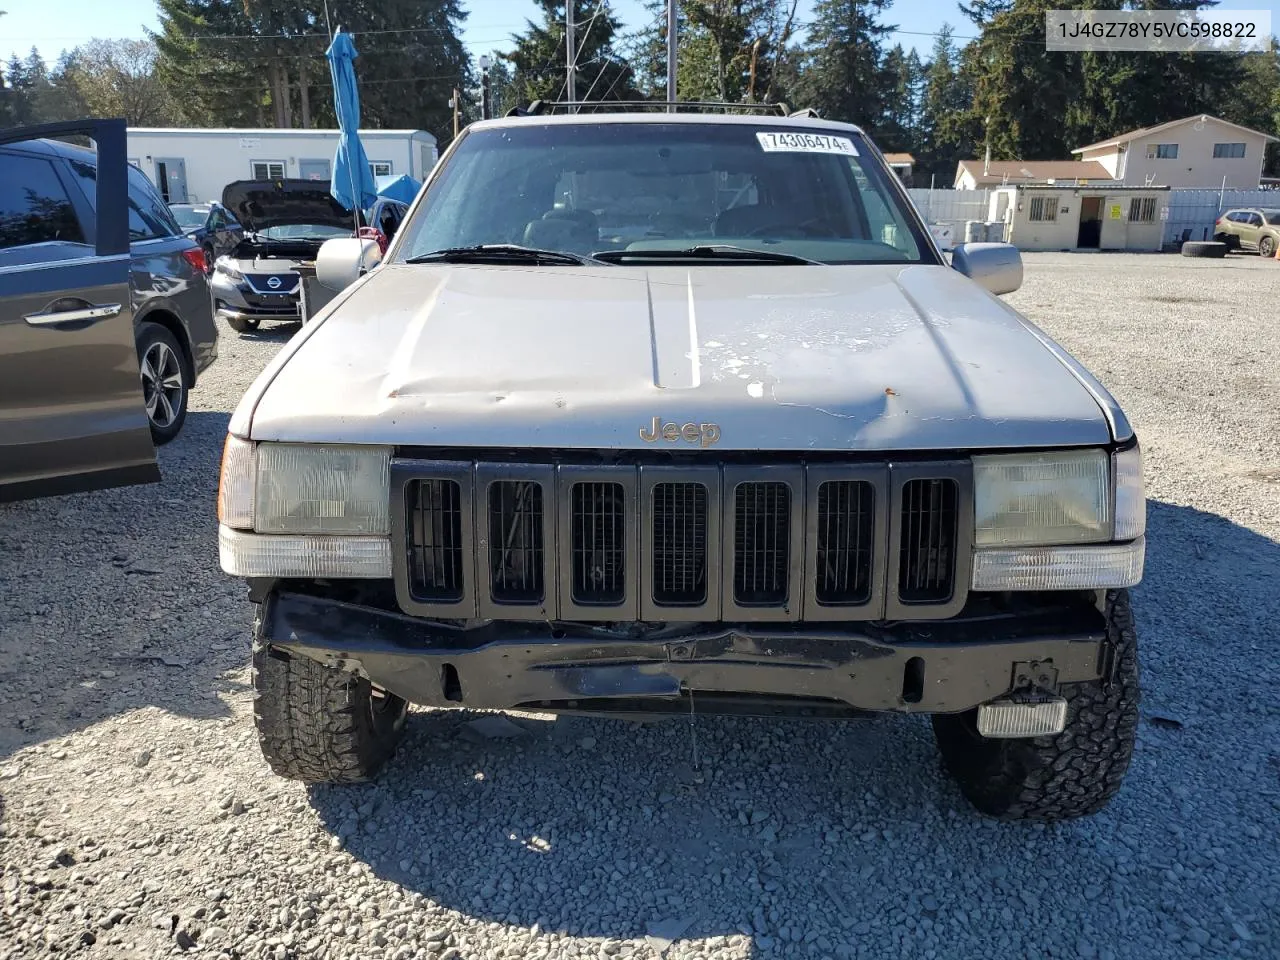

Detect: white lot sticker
[756,131,858,156]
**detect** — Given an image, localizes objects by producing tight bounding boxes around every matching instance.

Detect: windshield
[395,122,929,265]
[170,205,208,229]
[257,223,349,240]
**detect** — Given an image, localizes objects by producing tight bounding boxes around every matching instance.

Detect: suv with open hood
[210,179,353,333]
[218,106,1146,822]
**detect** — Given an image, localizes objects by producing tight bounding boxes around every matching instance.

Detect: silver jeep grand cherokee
[218,105,1145,822]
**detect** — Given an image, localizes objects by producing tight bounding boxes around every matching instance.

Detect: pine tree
[794,0,895,131]
[919,24,977,185]
[506,1,635,106]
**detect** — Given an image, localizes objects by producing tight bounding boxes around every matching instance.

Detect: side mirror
[951,242,1023,296]
[316,237,382,291]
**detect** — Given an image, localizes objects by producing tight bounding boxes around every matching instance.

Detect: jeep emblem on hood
[640,417,720,448]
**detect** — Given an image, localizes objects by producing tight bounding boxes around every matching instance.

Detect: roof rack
[505,100,819,119]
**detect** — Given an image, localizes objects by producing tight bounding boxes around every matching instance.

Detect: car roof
[466,111,865,136]
[2,137,97,161]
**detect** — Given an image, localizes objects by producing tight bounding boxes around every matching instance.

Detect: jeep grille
[392,458,971,622]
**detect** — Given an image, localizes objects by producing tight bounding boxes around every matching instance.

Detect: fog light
[976,698,1068,738]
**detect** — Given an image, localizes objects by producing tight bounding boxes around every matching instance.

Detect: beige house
[883,152,914,183]
[1071,114,1277,188]
[991,185,1170,252]
[953,159,1115,190]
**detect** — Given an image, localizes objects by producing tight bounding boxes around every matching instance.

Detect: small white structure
[1071,115,1277,189]
[126,127,438,204]
[992,185,1170,252]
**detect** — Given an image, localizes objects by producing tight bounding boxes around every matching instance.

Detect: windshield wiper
[593,244,820,265]
[404,244,603,266]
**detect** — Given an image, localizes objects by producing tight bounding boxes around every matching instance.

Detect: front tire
[252,644,408,784]
[136,322,189,445]
[932,590,1140,821]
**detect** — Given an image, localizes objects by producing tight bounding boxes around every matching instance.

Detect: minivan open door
[0,118,160,502]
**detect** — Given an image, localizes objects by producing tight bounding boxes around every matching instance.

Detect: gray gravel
[2,252,1278,960]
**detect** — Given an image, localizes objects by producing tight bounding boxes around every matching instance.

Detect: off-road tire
[225,314,260,334]
[1259,235,1276,259]
[252,643,408,784]
[931,590,1140,822]
[1181,240,1228,258]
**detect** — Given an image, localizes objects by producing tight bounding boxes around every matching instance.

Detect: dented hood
[243,263,1114,451]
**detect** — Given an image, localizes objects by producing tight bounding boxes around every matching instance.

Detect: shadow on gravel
[306,499,1280,949]
[0,411,250,761]
[229,321,302,343]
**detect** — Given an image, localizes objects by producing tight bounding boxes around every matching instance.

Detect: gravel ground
[1,252,1278,960]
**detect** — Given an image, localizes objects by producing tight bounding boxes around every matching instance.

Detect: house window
[252,160,286,180]
[1029,196,1057,222]
[369,161,393,177]
[1213,142,1246,159]
[1146,143,1178,160]
[1129,197,1157,223]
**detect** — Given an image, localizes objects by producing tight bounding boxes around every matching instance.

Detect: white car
[218,104,1145,822]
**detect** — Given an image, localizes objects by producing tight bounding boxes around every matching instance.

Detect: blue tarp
[326,29,378,213]
[374,173,422,205]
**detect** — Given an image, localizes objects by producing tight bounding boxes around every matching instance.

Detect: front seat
[523,208,599,252]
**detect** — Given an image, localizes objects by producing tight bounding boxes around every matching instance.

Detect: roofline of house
[1071,114,1279,153]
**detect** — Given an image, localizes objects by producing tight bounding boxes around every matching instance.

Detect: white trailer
[125,127,439,204]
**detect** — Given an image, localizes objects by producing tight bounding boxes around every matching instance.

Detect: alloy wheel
[140,341,184,429]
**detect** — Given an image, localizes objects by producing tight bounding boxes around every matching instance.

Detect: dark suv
[0,122,216,455]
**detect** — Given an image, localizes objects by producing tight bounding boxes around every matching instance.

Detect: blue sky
[3,0,1277,65]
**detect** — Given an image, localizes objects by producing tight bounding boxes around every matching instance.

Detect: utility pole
[666,0,677,111]
[479,56,492,120]
[451,87,460,138]
[566,1,577,109]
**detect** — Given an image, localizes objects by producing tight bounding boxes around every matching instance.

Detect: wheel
[252,643,408,784]
[135,322,189,445]
[201,244,216,275]
[1181,240,1228,258]
[225,314,261,334]
[932,590,1140,822]
[1259,235,1276,258]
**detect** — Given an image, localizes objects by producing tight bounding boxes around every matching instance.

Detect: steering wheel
[745,217,838,239]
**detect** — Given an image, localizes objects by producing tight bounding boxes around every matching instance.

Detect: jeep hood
[221,179,351,233]
[242,263,1118,451]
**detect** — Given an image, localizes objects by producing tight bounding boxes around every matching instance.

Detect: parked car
[211,179,408,334]
[0,121,217,496]
[218,105,1145,822]
[169,200,243,272]
[1213,207,1280,256]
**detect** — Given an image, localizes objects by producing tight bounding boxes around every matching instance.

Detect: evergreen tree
[794,0,895,131]
[919,24,976,185]
[506,1,635,106]
[878,43,924,152]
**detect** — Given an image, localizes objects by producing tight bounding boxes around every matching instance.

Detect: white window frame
[251,160,286,180]
[1028,196,1057,222]
[1146,143,1178,160]
[1128,197,1157,223]
[1212,142,1246,159]
[369,160,393,177]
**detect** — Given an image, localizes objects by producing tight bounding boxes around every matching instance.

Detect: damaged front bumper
[257,590,1109,717]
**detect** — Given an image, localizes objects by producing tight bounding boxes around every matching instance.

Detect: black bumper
[258,591,1108,717]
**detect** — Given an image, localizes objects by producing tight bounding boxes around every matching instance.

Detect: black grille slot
[571,482,626,605]
[652,482,708,606]
[488,481,545,604]
[898,478,959,604]
[407,479,464,601]
[815,481,874,605]
[733,482,791,606]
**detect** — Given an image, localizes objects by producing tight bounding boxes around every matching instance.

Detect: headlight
[215,259,243,281]
[973,448,1111,546]
[216,437,392,578]
[255,443,390,534]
